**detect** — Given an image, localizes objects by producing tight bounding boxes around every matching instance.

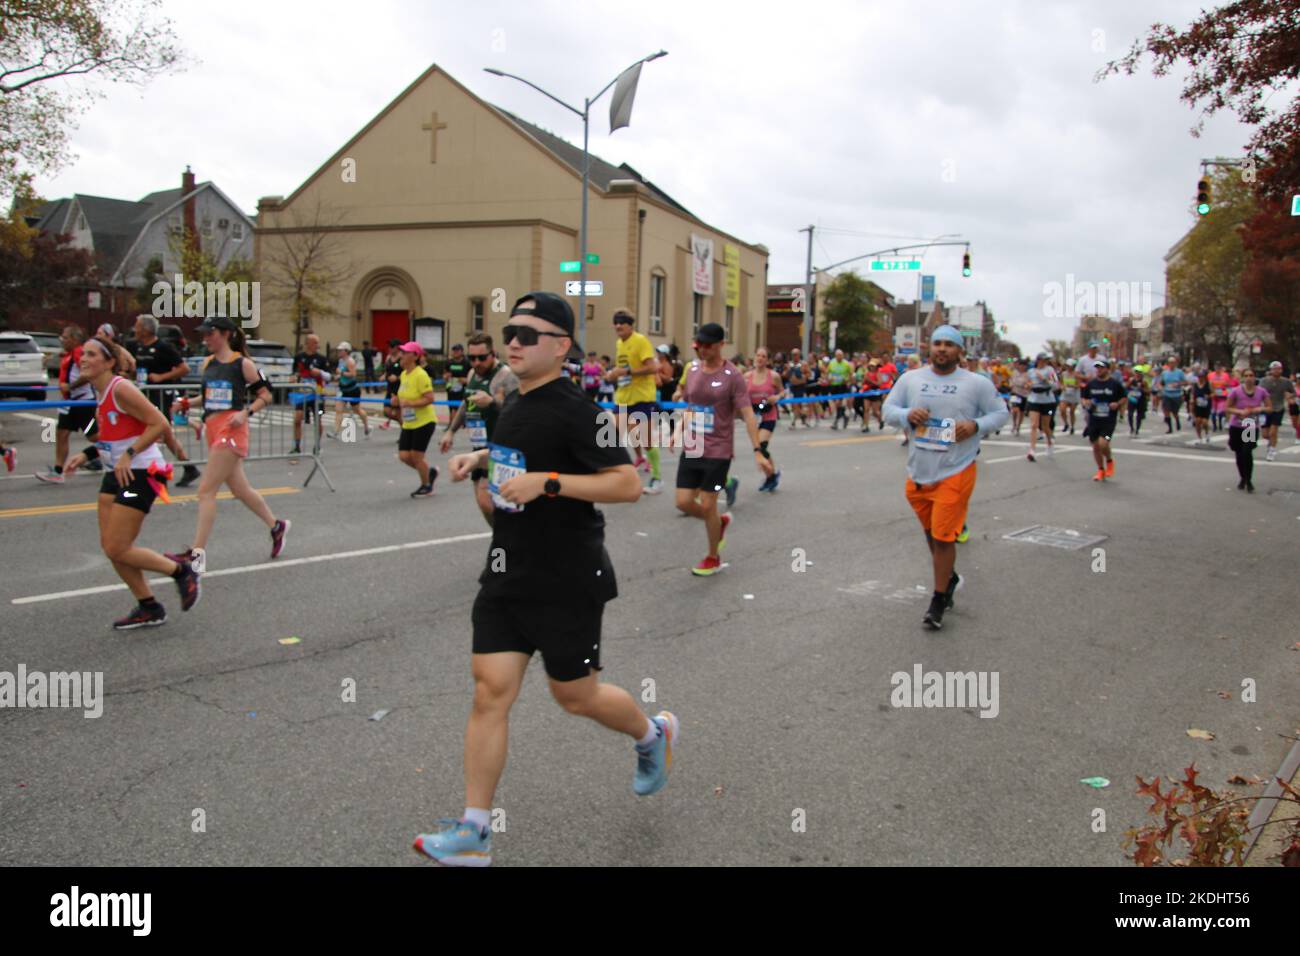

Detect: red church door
[371,310,409,346]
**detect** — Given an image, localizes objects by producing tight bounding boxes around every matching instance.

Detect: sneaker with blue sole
[412,818,492,867]
[724,476,739,508]
[633,711,680,796]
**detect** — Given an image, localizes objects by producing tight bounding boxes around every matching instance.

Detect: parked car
[0,332,50,400]
[17,330,63,374]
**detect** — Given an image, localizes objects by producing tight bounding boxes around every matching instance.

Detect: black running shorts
[1084,416,1117,442]
[99,468,161,514]
[398,422,434,453]
[472,594,604,682]
[676,455,731,493]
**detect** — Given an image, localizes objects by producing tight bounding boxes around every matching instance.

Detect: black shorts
[1289,403,1299,418]
[1084,415,1117,442]
[1192,402,1212,419]
[1161,396,1182,414]
[471,594,604,682]
[296,394,323,423]
[1027,402,1056,418]
[398,422,434,453]
[828,383,849,396]
[1263,410,1285,428]
[58,405,96,434]
[338,386,362,406]
[676,455,731,493]
[758,418,777,432]
[99,468,162,514]
[789,385,806,398]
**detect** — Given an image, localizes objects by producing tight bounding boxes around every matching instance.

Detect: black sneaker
[176,465,201,488]
[1245,481,1255,493]
[923,594,946,631]
[289,444,301,456]
[86,459,104,472]
[411,483,433,497]
[172,560,201,612]
[113,602,167,630]
[430,465,440,488]
[944,572,964,610]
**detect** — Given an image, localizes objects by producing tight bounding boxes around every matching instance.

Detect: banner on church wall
[724,244,740,308]
[691,234,714,296]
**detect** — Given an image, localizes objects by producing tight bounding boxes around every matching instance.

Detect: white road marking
[984,447,1085,464]
[9,531,491,605]
[981,440,1300,467]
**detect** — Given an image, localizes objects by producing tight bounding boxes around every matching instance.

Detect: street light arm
[483,68,583,117]
[588,50,669,105]
[815,240,971,274]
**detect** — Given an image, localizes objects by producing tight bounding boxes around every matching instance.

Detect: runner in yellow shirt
[395,341,439,497]
[607,309,662,493]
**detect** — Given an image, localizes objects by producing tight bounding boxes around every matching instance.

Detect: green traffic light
[1197,203,1210,215]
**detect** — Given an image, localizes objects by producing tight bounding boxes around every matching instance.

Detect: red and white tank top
[95,376,164,469]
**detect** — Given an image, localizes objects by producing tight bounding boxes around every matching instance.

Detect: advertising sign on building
[920,275,936,315]
[724,244,740,308]
[691,234,714,296]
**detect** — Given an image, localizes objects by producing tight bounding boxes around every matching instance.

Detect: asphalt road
[2,404,1297,866]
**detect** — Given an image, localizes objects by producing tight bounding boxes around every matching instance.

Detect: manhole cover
[1002,525,1108,550]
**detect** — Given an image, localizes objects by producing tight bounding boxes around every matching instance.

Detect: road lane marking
[981,440,1300,467]
[984,447,1085,464]
[0,487,300,519]
[10,531,492,605]
[800,435,898,447]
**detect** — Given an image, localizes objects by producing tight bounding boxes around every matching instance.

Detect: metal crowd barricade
[1,381,333,491]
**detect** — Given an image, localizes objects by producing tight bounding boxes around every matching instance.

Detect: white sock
[463,807,491,831]
[635,717,660,749]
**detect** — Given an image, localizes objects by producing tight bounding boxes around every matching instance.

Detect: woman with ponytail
[165,317,289,574]
[61,335,201,629]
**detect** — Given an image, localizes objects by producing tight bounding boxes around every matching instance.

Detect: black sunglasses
[502,324,569,346]
[467,352,492,361]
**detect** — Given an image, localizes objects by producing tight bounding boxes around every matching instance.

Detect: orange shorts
[206,409,249,458]
[904,461,977,543]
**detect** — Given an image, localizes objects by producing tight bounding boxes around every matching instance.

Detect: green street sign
[560,261,581,273]
[1291,195,1300,216]
[585,253,600,264]
[870,260,921,271]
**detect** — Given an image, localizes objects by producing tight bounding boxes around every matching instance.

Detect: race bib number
[687,404,715,435]
[95,440,113,460]
[488,444,526,513]
[1127,390,1142,403]
[913,417,956,452]
[617,369,632,389]
[1092,401,1112,417]
[467,414,487,447]
[1009,395,1023,406]
[205,384,233,411]
[1195,395,1210,407]
[401,405,416,422]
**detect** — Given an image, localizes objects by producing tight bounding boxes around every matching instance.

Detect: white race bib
[687,404,715,435]
[1093,401,1112,417]
[402,405,416,422]
[913,417,956,452]
[205,384,233,411]
[467,414,487,447]
[488,444,526,512]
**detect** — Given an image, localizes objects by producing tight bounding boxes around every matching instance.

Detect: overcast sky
[37,0,1254,353]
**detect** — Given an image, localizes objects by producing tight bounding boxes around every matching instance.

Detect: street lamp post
[485,51,667,351]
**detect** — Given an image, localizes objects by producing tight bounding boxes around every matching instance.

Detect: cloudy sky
[36,0,1254,353]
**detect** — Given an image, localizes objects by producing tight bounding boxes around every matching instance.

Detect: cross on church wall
[421,111,448,163]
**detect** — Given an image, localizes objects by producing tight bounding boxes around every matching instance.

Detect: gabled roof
[491,108,695,217]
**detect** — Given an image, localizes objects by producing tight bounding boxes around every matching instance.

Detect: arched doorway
[351,267,423,347]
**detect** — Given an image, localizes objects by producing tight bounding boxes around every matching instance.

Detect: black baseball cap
[510,291,575,337]
[695,322,725,345]
[197,316,238,333]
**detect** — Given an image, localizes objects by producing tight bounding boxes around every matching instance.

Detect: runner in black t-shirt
[379,338,403,430]
[359,340,380,394]
[412,291,679,868]
[290,334,331,454]
[131,315,201,487]
[1080,360,1127,482]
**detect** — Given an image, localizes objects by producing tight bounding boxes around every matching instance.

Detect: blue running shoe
[757,473,773,492]
[769,469,781,492]
[633,711,680,796]
[724,476,739,508]
[412,818,492,867]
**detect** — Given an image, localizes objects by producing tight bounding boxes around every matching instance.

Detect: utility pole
[799,225,814,355]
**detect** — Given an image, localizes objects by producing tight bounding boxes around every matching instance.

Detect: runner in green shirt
[826,349,854,430]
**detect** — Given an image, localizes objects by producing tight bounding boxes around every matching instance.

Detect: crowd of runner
[7,303,1297,866]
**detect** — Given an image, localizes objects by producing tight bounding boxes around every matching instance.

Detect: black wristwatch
[544,472,561,498]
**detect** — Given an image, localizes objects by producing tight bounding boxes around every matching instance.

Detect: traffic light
[1196,178,1211,216]
[962,252,971,277]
